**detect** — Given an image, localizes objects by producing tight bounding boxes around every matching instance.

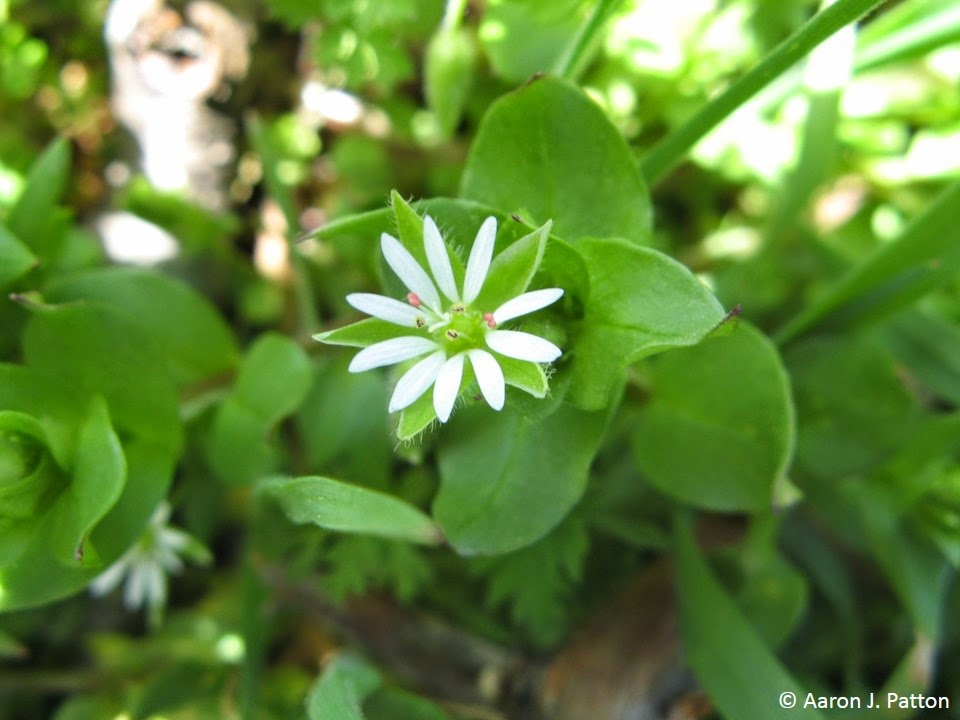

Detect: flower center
[431,306,489,353]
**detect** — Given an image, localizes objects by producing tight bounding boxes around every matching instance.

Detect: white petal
[486,330,562,363]
[468,349,505,411]
[462,216,497,304]
[145,562,168,609]
[90,555,132,597]
[124,560,149,610]
[349,337,438,372]
[433,353,465,422]
[389,350,446,412]
[347,293,426,327]
[492,288,564,324]
[423,216,459,302]
[380,233,442,313]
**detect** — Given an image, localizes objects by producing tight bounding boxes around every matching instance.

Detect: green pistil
[435,308,487,352]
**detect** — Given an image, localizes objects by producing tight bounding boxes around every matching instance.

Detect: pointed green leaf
[0,226,38,287]
[260,475,442,545]
[7,137,71,258]
[674,513,827,720]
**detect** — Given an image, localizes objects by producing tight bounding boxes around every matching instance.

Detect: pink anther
[407,292,422,308]
[484,313,496,328]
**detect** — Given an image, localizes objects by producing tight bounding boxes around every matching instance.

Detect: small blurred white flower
[90,502,210,625]
[345,216,563,422]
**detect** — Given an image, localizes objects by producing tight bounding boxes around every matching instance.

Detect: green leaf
[0,436,177,610]
[882,310,960,406]
[365,687,452,720]
[480,1,584,83]
[472,517,588,647]
[260,475,443,545]
[6,136,71,259]
[208,333,311,485]
[296,360,391,484]
[434,402,605,555]
[232,333,313,425]
[855,0,960,72]
[324,535,433,603]
[0,226,37,287]
[21,300,181,447]
[777,181,960,343]
[307,654,382,720]
[674,512,827,720]
[461,75,651,245]
[631,323,794,512]
[569,238,726,410]
[47,267,239,387]
[48,397,126,565]
[786,334,916,481]
[207,399,276,486]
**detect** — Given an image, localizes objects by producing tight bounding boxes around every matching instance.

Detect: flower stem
[639,0,890,186]
[441,0,468,32]
[554,0,623,81]
[246,114,320,342]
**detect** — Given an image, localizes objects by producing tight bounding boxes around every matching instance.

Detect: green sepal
[314,318,425,349]
[390,190,465,283]
[397,392,438,442]
[473,220,552,312]
[500,357,548,398]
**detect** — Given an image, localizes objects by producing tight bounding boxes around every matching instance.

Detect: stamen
[484,313,496,328]
[407,292,421,308]
[451,303,465,314]
[415,316,426,328]
[446,330,459,340]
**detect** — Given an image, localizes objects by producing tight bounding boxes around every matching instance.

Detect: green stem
[639,0,889,185]
[246,115,320,342]
[554,0,623,80]
[441,0,468,32]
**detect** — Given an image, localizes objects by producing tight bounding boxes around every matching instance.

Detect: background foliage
[1,0,960,718]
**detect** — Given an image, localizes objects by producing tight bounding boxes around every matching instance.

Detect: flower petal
[433,353,465,422]
[389,350,446,412]
[124,558,150,610]
[349,336,438,372]
[347,293,428,327]
[89,553,132,597]
[423,216,459,302]
[486,329,562,363]
[492,288,564,324]
[380,233,442,313]
[462,216,497,304]
[468,349,505,411]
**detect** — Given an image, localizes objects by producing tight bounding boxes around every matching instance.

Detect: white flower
[90,502,209,625]
[345,216,563,422]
